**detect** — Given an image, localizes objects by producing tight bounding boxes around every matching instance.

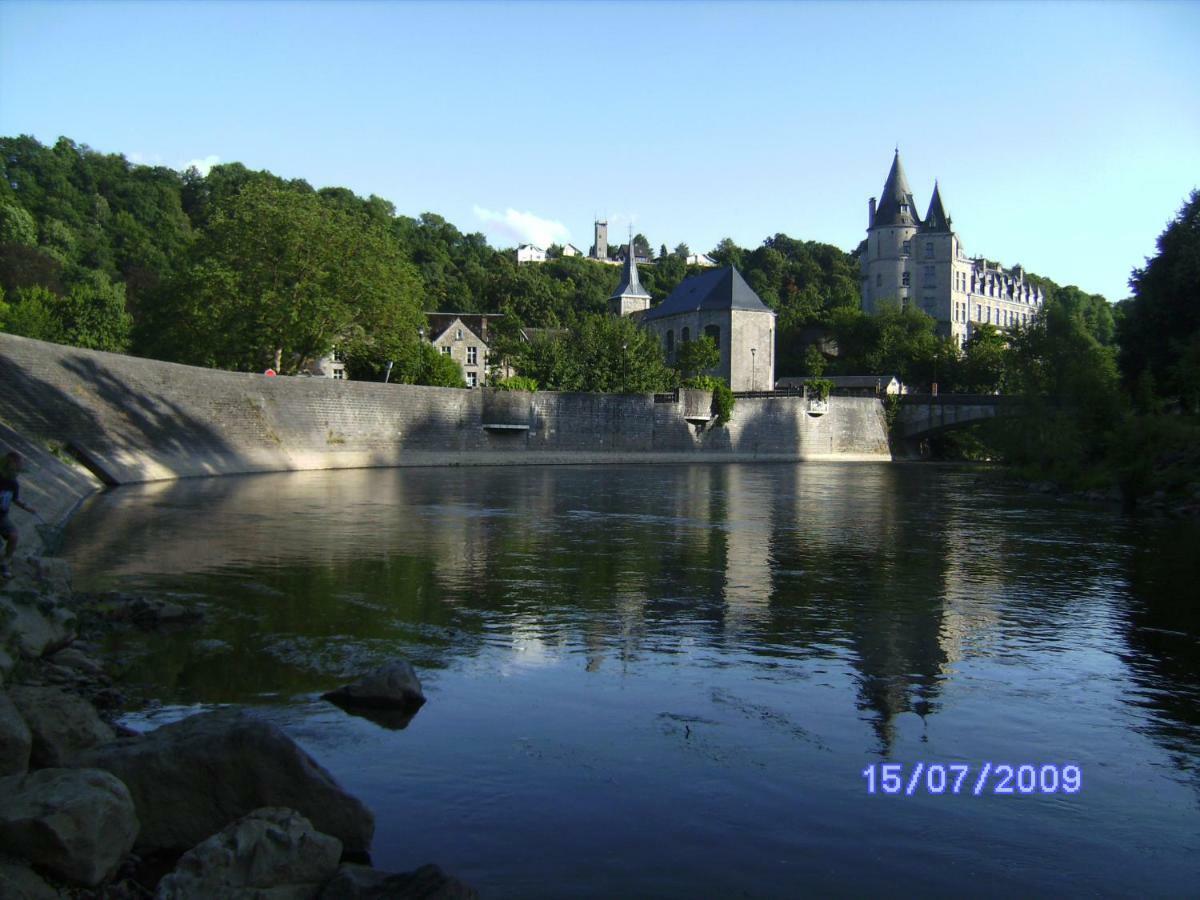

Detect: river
[60,462,1200,897]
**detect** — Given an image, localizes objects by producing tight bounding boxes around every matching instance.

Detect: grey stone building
[639,267,776,392]
[608,242,652,317]
[860,151,1044,347]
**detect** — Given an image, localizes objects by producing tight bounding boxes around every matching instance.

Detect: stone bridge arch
[894,394,1021,443]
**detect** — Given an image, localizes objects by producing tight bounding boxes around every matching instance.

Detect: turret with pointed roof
[870,150,922,229]
[921,182,952,233]
[609,233,652,316]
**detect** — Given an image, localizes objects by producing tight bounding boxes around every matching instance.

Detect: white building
[860,151,1045,347]
[516,244,546,264]
[561,243,584,257]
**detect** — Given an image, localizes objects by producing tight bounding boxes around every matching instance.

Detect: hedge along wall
[0,333,890,486]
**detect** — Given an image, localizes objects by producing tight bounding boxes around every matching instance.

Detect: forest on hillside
[0,134,1113,387]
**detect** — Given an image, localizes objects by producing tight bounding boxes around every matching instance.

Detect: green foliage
[412,343,467,388]
[0,202,37,246]
[682,374,735,426]
[958,323,1006,393]
[827,303,941,386]
[145,180,423,373]
[674,334,720,379]
[1118,189,1200,409]
[806,378,834,401]
[801,345,826,376]
[495,375,539,392]
[507,314,673,393]
[0,272,132,351]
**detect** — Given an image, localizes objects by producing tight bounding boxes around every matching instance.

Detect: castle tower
[609,232,651,316]
[593,220,608,260]
[861,150,921,314]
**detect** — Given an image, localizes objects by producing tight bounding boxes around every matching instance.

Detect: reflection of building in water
[719,466,773,636]
[934,502,1003,672]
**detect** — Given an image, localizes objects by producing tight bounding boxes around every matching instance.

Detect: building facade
[426,313,505,388]
[860,151,1044,346]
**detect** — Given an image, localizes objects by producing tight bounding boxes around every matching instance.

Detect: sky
[1,1,1198,302]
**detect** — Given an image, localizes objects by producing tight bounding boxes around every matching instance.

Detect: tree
[658,243,669,261]
[674,242,690,260]
[674,334,720,379]
[148,182,423,373]
[507,314,673,393]
[632,233,651,260]
[958,324,1006,393]
[0,272,132,351]
[0,203,36,247]
[1118,190,1200,407]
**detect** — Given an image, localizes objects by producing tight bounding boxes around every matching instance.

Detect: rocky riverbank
[0,553,476,899]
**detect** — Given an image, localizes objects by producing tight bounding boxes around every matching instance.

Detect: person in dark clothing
[0,451,37,579]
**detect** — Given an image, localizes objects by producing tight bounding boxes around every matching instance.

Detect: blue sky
[2,1,1197,301]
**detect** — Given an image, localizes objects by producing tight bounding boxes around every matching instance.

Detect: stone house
[639,266,777,392]
[426,314,500,388]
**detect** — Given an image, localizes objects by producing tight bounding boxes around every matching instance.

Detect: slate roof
[609,243,651,301]
[921,182,952,233]
[871,150,922,229]
[642,266,772,322]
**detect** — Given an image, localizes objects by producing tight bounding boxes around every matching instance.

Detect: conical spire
[871,150,921,228]
[921,181,952,233]
[609,231,650,302]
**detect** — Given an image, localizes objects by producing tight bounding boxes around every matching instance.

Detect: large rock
[0,593,76,668]
[0,861,60,900]
[0,690,33,775]
[320,863,478,900]
[0,767,139,887]
[322,660,426,711]
[7,686,114,768]
[74,709,374,854]
[156,807,342,900]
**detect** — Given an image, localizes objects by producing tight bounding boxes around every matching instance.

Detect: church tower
[592,219,608,260]
[861,150,921,314]
[609,234,651,316]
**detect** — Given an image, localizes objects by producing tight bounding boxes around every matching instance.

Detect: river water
[61,463,1200,897]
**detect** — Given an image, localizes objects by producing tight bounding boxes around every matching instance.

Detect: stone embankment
[0,553,476,897]
[1,333,889,487]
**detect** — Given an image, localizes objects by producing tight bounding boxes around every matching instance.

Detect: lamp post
[621,342,628,393]
[751,347,757,391]
[383,361,393,384]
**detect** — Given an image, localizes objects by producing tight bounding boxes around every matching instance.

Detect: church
[607,244,776,392]
[860,151,1044,346]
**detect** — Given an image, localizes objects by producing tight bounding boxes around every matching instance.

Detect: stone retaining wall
[0,333,890,486]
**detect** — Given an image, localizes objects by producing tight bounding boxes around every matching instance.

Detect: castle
[860,151,1044,346]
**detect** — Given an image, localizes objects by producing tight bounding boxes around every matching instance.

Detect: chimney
[868,197,876,228]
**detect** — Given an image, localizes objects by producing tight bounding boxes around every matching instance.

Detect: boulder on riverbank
[0,691,33,775]
[0,767,139,887]
[7,685,115,768]
[322,660,426,711]
[320,862,478,899]
[156,807,342,900]
[0,592,76,672]
[73,709,374,854]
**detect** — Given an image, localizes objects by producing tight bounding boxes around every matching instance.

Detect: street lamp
[751,347,757,391]
[383,360,394,384]
[622,342,628,393]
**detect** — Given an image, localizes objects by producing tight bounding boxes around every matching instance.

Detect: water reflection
[62,463,1200,895]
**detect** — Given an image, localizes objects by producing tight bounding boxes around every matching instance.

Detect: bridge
[893,393,1021,442]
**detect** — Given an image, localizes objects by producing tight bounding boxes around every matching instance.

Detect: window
[704,325,720,349]
[455,328,463,341]
[876,273,882,287]
[976,304,982,320]
[902,272,910,287]
[902,240,911,255]
[466,372,477,388]
[467,346,477,365]
[681,327,690,343]
[441,346,452,356]
[332,370,345,380]
[666,330,674,358]
[924,242,934,259]
[924,265,936,285]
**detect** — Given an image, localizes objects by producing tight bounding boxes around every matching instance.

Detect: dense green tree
[146,181,422,373]
[507,313,672,393]
[0,272,132,351]
[957,324,1006,393]
[1117,190,1200,409]
[674,335,720,379]
[0,203,37,246]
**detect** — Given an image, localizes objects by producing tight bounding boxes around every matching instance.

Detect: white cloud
[473,205,570,249]
[179,154,221,176]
